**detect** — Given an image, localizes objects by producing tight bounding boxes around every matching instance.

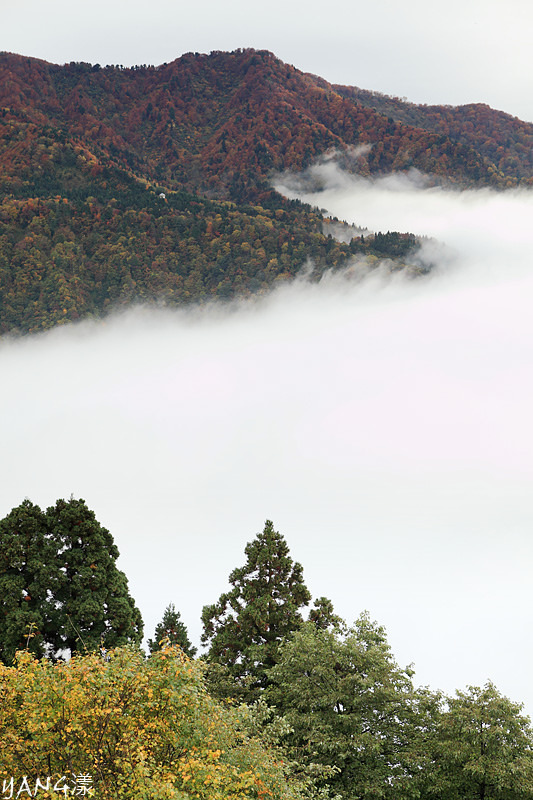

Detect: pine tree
[307,596,344,631]
[201,519,311,701]
[0,498,143,663]
[148,603,197,657]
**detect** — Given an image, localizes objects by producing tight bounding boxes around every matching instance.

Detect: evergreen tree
[201,519,311,701]
[47,498,143,655]
[0,498,143,663]
[0,500,58,663]
[307,595,344,630]
[148,603,197,657]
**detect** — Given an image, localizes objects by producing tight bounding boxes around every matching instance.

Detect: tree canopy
[201,519,311,701]
[428,682,533,799]
[148,603,197,658]
[2,500,533,799]
[0,644,309,800]
[0,498,143,663]
[266,613,440,799]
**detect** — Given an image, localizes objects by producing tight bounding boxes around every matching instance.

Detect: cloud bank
[2,170,533,714]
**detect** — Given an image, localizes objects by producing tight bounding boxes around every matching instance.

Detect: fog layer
[2,170,533,713]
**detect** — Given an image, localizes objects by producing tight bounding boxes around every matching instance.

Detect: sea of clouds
[2,168,533,712]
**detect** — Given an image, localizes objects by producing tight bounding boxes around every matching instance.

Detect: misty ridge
[2,47,533,335]
[2,165,533,715]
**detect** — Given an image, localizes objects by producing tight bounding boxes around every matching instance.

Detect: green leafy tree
[266,612,440,799]
[427,682,533,799]
[148,603,197,657]
[0,498,143,663]
[201,520,311,702]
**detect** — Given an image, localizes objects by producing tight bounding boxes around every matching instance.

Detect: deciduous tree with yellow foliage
[0,644,310,800]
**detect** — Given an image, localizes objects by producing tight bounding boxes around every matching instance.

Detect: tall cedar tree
[148,603,197,657]
[0,500,59,662]
[0,498,143,663]
[201,520,311,701]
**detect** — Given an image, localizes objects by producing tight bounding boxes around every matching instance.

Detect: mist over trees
[1,48,533,335]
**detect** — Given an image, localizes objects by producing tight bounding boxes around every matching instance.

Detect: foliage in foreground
[266,617,533,800]
[0,644,309,800]
[429,682,533,799]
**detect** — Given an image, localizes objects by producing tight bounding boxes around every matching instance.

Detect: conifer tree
[201,519,311,700]
[0,498,143,663]
[47,498,143,655]
[307,595,344,631]
[0,500,58,663]
[148,603,197,657]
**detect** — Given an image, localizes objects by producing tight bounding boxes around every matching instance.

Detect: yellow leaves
[0,646,302,800]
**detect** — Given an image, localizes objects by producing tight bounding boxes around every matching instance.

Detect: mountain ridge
[1,48,531,334]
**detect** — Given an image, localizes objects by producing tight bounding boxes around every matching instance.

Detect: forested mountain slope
[1,48,530,334]
[334,83,533,186]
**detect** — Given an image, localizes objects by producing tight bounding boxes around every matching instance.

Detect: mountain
[333,85,533,187]
[1,48,532,334]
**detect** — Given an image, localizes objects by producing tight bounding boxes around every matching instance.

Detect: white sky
[2,0,533,121]
[1,174,533,715]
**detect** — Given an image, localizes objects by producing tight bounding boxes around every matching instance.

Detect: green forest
[2,501,533,800]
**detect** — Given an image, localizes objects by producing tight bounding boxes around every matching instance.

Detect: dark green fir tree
[148,603,197,657]
[201,519,311,701]
[0,497,143,663]
[0,499,58,663]
[47,497,143,655]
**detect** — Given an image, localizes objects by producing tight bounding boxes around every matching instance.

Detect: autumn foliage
[0,645,307,800]
[1,48,532,334]
[335,84,533,188]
